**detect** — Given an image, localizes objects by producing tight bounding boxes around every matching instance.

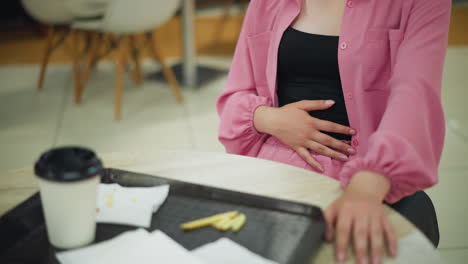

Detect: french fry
[213,215,237,231]
[231,213,246,232]
[181,211,238,230]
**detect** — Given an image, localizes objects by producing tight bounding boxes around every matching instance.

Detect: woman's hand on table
[253,100,356,171]
[324,171,397,264]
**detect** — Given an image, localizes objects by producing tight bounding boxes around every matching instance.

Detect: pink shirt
[216,0,451,203]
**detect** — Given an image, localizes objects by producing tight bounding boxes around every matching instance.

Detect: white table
[0,151,444,263]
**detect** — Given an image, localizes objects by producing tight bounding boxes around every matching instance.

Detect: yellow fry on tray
[181,211,238,230]
[213,215,237,231]
[231,213,247,232]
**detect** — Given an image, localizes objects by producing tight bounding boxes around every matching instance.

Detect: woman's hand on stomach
[253,100,356,171]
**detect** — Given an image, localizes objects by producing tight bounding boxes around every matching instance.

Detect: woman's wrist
[253,105,279,135]
[344,170,391,202]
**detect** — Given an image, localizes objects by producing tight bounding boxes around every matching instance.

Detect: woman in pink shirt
[217,0,451,263]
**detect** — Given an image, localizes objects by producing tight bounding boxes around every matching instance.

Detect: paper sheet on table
[192,238,279,264]
[96,184,169,227]
[56,229,206,264]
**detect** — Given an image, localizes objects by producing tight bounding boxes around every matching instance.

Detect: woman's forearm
[253,105,279,135]
[345,170,391,202]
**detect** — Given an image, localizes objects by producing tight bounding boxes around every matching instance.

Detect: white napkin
[192,238,279,264]
[56,229,206,264]
[96,184,169,228]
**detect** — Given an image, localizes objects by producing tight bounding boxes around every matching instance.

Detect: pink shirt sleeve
[216,0,272,157]
[339,0,452,203]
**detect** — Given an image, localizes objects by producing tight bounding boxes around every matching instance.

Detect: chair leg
[148,33,183,103]
[129,35,143,85]
[78,32,101,104]
[69,31,83,104]
[213,0,236,44]
[37,26,55,90]
[114,36,128,120]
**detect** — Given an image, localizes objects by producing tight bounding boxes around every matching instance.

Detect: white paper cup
[35,147,103,249]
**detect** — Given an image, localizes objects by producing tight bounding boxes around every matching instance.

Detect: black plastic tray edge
[105,168,325,219]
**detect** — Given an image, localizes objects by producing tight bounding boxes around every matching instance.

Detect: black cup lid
[34,147,103,182]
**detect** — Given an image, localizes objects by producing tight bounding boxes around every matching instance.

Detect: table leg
[147,0,227,88]
[182,0,197,89]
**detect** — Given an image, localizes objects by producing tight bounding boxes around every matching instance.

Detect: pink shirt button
[340,42,348,50]
[352,138,359,147]
[347,1,355,8]
[346,92,353,99]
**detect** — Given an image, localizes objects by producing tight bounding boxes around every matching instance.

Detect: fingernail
[347,148,356,154]
[339,155,348,161]
[325,100,335,105]
[318,166,324,172]
[349,129,356,135]
[337,252,345,262]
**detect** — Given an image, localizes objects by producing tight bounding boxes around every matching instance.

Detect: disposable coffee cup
[35,147,103,249]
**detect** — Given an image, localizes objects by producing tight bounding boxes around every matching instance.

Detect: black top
[277,27,351,141]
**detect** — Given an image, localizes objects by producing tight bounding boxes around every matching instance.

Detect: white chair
[71,0,183,120]
[21,0,80,96]
[21,0,74,25]
[65,0,110,18]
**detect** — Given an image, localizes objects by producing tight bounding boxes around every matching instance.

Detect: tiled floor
[0,49,467,262]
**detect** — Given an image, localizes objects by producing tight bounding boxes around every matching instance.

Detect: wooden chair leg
[69,31,83,104]
[78,32,101,104]
[37,26,55,90]
[211,0,236,45]
[114,36,128,120]
[129,35,143,85]
[148,33,183,103]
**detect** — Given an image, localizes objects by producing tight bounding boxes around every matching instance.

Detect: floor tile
[439,48,468,170]
[442,48,468,118]
[0,141,54,172]
[0,168,36,190]
[184,73,226,152]
[438,248,468,264]
[0,188,38,216]
[0,65,66,135]
[188,111,224,152]
[197,56,233,71]
[446,114,468,141]
[439,123,468,170]
[0,65,68,171]
[426,168,468,248]
[55,63,194,156]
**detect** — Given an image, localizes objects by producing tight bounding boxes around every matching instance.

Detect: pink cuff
[249,101,272,137]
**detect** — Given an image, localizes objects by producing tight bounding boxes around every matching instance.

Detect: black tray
[0,168,326,264]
